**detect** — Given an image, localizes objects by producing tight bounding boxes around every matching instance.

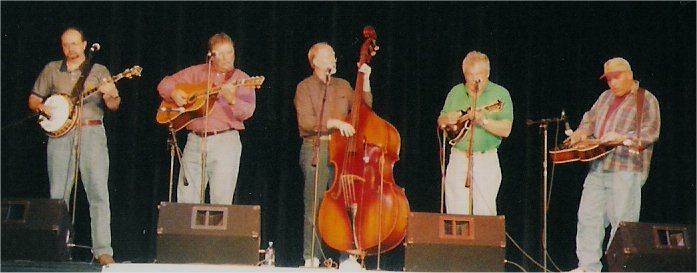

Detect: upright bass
[317,26,410,257]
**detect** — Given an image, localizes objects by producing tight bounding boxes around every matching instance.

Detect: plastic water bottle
[265,241,275,266]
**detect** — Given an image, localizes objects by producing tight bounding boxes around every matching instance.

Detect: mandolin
[444,99,503,145]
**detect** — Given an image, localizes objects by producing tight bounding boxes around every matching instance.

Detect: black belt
[192,128,235,137]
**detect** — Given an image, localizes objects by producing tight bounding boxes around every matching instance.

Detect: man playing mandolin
[157,33,256,205]
[437,51,513,216]
[27,27,119,265]
[566,57,660,272]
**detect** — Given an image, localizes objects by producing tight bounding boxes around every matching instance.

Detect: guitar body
[549,142,616,164]
[155,83,220,131]
[39,94,78,137]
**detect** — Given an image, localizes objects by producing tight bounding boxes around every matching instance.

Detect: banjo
[39,65,142,137]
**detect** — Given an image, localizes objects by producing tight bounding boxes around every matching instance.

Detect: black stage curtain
[2,1,694,270]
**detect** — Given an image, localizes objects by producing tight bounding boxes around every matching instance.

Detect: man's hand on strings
[38,104,52,119]
[220,83,238,105]
[98,78,119,99]
[600,131,626,145]
[327,119,355,137]
[564,130,588,147]
[171,89,187,106]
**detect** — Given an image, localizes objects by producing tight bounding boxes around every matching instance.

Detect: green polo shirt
[440,81,513,153]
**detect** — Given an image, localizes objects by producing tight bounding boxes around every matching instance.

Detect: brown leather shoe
[97,254,115,265]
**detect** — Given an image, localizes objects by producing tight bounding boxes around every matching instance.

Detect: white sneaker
[304,257,320,268]
[568,267,586,272]
[338,255,364,271]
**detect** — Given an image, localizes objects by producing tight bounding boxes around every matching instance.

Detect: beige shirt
[293,75,372,137]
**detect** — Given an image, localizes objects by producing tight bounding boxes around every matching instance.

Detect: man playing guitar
[156,33,256,205]
[566,57,661,272]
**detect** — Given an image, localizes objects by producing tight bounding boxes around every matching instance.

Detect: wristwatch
[481,118,489,126]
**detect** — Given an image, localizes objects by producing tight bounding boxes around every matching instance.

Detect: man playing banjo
[27,27,119,265]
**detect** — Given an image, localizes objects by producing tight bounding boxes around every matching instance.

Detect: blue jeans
[177,130,241,204]
[575,165,644,272]
[299,138,334,260]
[47,124,112,258]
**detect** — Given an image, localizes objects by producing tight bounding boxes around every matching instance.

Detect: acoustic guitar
[549,137,645,164]
[39,65,142,137]
[549,139,618,164]
[155,76,265,131]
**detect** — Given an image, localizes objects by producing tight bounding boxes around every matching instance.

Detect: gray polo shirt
[31,60,112,120]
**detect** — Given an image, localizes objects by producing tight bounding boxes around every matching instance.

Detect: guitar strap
[635,87,646,149]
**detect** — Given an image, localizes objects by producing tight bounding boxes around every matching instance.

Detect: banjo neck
[39,65,142,137]
[75,73,123,103]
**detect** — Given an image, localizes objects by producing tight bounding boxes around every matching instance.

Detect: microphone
[561,109,573,136]
[326,64,337,85]
[90,43,101,52]
[325,68,332,85]
[526,117,563,127]
[470,78,482,94]
[207,51,217,58]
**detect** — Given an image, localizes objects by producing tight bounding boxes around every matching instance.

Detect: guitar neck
[192,79,253,97]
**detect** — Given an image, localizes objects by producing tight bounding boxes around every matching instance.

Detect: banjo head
[39,94,73,133]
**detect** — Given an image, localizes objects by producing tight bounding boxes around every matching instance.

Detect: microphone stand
[68,52,96,254]
[310,69,331,266]
[0,112,43,131]
[439,127,447,213]
[166,122,185,202]
[70,99,83,226]
[464,81,479,215]
[526,115,565,272]
[69,52,95,222]
[198,52,214,204]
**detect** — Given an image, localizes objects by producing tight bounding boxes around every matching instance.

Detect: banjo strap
[69,58,96,101]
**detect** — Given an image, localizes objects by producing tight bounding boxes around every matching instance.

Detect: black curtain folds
[2,1,694,271]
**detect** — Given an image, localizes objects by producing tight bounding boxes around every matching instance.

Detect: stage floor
[103,263,352,272]
[1,261,393,273]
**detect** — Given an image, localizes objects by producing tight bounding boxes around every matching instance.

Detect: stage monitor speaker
[404,212,505,272]
[1,198,73,262]
[607,221,696,272]
[156,202,260,265]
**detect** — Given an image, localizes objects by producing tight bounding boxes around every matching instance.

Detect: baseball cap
[599,57,631,79]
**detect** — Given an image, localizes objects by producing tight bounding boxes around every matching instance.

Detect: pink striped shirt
[157,64,256,132]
